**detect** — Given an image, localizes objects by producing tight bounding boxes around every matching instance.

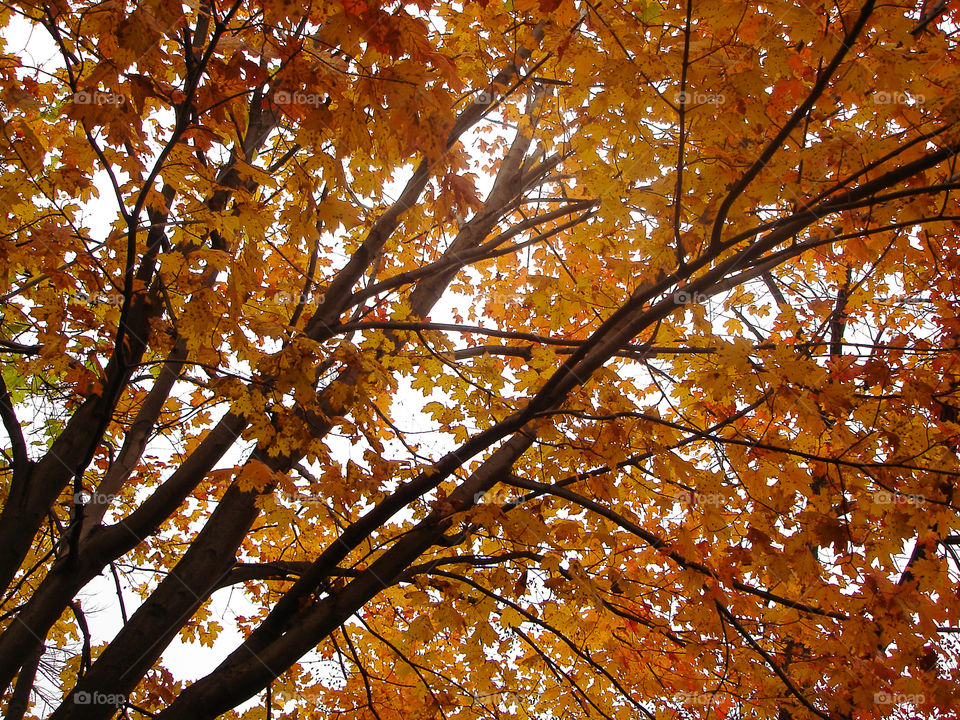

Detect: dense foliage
[2,0,960,718]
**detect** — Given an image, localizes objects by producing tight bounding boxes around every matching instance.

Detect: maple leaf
[2,1,960,719]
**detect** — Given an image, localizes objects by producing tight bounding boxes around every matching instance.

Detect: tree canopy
[2,0,960,718]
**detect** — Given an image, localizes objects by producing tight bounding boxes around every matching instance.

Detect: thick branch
[709,0,877,247]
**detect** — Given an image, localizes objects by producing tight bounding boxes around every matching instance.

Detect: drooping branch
[714,601,837,720]
[42,48,572,720]
[502,474,848,620]
[0,371,29,485]
[4,640,43,720]
[433,568,657,720]
[708,0,877,248]
[80,337,189,538]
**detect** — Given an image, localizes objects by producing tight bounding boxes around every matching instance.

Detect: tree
[2,0,960,717]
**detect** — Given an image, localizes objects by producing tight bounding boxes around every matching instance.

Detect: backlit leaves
[2,0,960,719]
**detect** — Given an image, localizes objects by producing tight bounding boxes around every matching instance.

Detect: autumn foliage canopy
[2,0,960,718]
